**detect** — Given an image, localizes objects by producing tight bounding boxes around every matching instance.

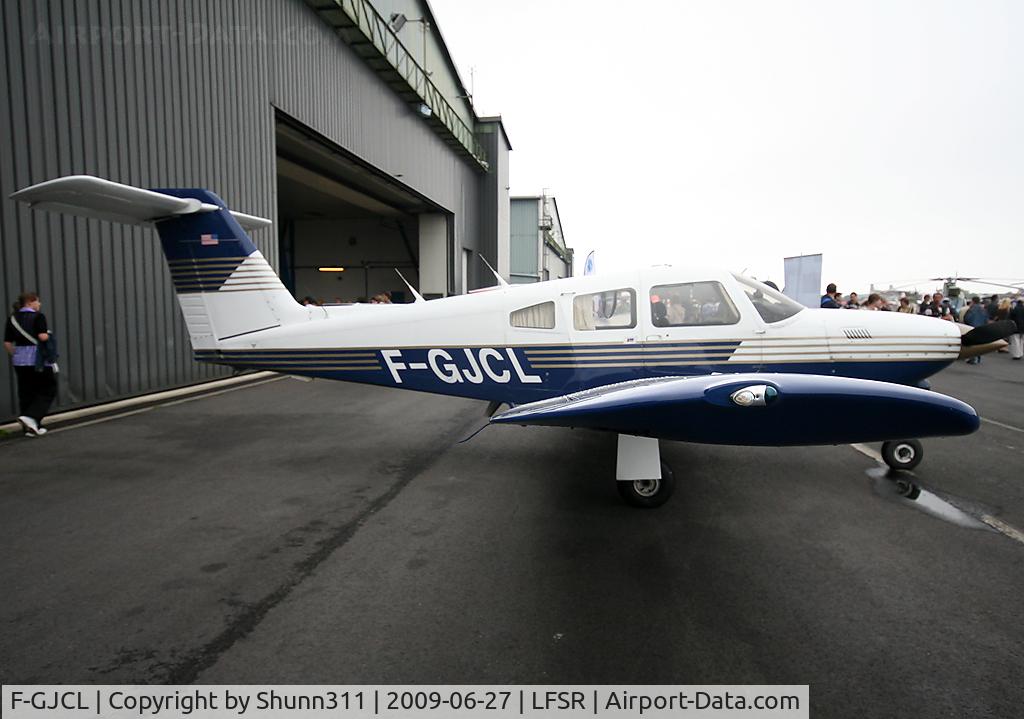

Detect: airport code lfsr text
[4,687,806,718]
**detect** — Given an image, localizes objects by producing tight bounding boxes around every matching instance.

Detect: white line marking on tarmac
[27,376,286,437]
[980,515,1024,546]
[850,442,1024,548]
[980,417,1024,434]
[44,406,155,435]
[159,376,284,407]
[850,443,884,463]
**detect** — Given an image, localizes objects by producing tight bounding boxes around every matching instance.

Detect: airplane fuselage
[194,266,962,406]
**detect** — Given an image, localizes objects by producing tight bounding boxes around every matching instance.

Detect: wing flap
[491,374,979,446]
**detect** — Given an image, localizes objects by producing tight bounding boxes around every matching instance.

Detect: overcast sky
[430,0,1022,296]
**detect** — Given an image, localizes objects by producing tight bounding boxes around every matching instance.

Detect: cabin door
[642,279,753,375]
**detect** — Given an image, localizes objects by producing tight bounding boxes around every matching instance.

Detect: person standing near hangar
[3,293,58,436]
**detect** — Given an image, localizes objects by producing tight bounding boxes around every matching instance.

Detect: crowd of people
[820,283,1024,362]
[820,285,891,311]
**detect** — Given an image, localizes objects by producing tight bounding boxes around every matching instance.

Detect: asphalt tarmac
[2,354,1022,718]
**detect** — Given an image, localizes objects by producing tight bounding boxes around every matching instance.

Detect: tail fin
[11,175,305,348]
[147,187,304,345]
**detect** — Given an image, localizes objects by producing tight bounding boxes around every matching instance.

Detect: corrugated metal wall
[510,199,539,282]
[477,127,500,281]
[0,0,491,421]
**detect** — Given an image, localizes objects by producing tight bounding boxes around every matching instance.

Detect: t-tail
[10,175,306,350]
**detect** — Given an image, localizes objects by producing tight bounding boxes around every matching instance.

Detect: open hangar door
[276,120,449,303]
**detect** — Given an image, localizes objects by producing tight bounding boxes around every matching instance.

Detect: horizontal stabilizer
[492,374,979,446]
[10,175,270,231]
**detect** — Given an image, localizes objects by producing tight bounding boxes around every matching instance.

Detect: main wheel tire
[617,461,675,508]
[881,439,923,471]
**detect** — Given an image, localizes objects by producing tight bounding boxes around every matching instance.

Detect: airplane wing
[490,374,979,446]
[9,175,271,231]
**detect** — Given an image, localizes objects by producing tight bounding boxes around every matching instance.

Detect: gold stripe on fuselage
[216,359,382,366]
[205,350,378,357]
[529,356,955,369]
[167,256,247,265]
[172,269,273,278]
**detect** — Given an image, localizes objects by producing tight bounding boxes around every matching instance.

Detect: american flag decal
[200,233,219,246]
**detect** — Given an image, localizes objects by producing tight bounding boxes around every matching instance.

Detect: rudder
[148,188,304,347]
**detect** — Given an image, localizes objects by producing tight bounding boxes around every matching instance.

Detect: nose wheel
[881,439,923,471]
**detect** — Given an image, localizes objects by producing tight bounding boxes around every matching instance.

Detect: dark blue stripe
[193,348,952,407]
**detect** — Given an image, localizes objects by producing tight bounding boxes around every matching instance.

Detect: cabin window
[510,301,556,329]
[649,281,740,327]
[573,288,637,330]
[733,275,805,323]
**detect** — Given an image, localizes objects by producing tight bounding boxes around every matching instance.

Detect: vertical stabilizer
[148,188,304,346]
[10,176,307,350]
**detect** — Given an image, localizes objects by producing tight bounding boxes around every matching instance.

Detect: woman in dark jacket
[3,292,57,436]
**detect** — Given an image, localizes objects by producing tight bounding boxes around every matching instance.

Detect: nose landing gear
[881,439,923,471]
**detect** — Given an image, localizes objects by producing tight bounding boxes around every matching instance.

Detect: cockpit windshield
[732,274,805,323]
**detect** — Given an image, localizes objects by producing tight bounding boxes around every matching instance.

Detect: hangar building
[1,0,513,421]
[510,194,572,284]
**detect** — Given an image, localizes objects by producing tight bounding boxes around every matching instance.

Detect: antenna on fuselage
[479,254,512,286]
[479,255,509,287]
[394,269,425,303]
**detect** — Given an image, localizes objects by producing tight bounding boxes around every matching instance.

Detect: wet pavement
[1,353,1022,718]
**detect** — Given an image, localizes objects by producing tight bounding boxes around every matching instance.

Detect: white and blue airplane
[12,176,1015,507]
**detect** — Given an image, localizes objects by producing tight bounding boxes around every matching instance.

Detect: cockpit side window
[573,288,636,330]
[649,281,740,327]
[510,301,556,329]
[733,274,805,323]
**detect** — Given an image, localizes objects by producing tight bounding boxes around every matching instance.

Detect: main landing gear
[880,439,923,471]
[615,434,675,508]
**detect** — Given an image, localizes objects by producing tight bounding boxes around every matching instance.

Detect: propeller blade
[962,320,1016,346]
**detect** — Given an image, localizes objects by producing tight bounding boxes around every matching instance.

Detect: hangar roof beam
[305,0,489,171]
